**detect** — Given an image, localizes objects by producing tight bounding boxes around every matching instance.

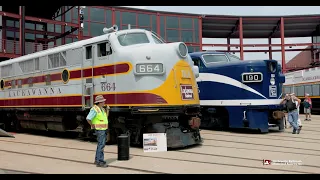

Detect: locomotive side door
[82,44,95,109]
[94,41,116,105]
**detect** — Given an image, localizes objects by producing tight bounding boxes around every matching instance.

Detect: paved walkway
[0,115,319,174]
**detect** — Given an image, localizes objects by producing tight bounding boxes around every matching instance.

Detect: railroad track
[1,116,319,174]
[0,137,319,174]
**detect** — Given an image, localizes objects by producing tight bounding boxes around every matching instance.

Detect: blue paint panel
[190,51,285,132]
[198,81,264,100]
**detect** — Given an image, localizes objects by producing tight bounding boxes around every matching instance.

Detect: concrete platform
[0,115,319,174]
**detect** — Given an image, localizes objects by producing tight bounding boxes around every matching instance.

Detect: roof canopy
[3,6,320,39]
[202,15,320,39]
[2,6,65,20]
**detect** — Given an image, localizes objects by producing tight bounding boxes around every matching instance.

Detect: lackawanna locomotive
[189,51,286,133]
[0,25,202,148]
[283,67,320,114]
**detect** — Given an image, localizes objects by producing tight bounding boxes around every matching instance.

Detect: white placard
[143,133,167,152]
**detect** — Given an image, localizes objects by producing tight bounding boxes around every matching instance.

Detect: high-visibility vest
[91,105,108,130]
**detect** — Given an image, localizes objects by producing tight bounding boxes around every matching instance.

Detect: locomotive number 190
[242,72,263,83]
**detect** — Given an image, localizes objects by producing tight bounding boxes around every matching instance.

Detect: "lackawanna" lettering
[7,87,62,98]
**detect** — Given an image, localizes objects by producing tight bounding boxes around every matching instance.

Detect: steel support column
[280,17,286,72]
[156,13,160,35]
[19,6,25,56]
[199,16,202,51]
[227,37,231,52]
[61,6,66,45]
[239,17,244,60]
[112,8,115,25]
[77,6,82,40]
[268,37,272,59]
[2,17,6,52]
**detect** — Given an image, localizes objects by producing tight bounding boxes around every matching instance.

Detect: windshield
[227,53,241,61]
[202,54,228,64]
[117,32,150,46]
[151,31,166,43]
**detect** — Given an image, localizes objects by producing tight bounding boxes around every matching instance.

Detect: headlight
[268,61,277,73]
[177,43,188,58]
[270,77,275,85]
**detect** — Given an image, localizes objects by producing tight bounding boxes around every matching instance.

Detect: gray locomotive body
[0,26,202,148]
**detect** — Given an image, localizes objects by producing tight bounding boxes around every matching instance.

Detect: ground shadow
[200,127,284,135]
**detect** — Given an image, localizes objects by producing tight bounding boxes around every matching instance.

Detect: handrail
[0,39,57,57]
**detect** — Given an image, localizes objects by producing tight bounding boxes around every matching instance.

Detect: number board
[136,63,164,74]
[242,72,263,83]
[269,85,277,97]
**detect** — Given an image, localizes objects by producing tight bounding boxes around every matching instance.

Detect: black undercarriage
[0,105,202,149]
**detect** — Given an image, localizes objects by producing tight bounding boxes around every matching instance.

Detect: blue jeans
[288,109,299,131]
[95,130,107,163]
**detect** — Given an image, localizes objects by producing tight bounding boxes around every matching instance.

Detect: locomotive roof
[0,29,147,67]
[189,51,227,56]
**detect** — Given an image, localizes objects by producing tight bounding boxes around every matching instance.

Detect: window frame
[117,32,150,47]
[201,54,229,64]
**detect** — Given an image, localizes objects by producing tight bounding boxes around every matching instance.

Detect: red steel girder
[4,26,78,38]
[280,17,286,72]
[239,17,244,60]
[0,11,79,27]
[214,48,311,53]
[0,53,20,58]
[202,42,320,47]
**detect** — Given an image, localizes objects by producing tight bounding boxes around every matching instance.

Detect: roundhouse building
[1,6,320,72]
[0,6,201,60]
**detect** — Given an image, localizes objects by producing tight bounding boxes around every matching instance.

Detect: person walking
[86,95,110,167]
[280,93,301,134]
[291,93,302,130]
[303,93,312,121]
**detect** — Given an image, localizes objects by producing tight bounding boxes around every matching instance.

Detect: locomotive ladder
[82,55,95,110]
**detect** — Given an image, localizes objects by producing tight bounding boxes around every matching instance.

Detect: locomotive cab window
[151,35,164,44]
[97,42,112,57]
[227,53,241,62]
[86,46,92,59]
[202,54,228,64]
[191,57,202,68]
[117,32,150,46]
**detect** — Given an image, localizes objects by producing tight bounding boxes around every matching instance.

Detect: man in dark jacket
[280,94,301,134]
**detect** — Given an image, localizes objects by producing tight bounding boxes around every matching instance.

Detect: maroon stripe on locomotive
[0,93,167,107]
[3,63,130,87]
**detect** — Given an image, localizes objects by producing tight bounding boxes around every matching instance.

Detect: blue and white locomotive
[189,51,286,133]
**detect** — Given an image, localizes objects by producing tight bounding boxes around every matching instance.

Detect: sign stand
[143,133,167,152]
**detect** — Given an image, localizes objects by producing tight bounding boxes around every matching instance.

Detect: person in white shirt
[289,93,302,129]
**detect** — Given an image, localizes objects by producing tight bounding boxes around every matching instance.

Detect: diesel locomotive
[0,25,202,148]
[190,51,286,133]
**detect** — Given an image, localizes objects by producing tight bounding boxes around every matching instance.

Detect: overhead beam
[47,27,78,42]
[203,42,320,47]
[0,11,79,27]
[212,48,313,53]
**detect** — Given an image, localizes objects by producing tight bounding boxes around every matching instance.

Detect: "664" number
[101,82,116,91]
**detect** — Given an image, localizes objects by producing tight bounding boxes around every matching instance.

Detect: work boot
[94,160,106,165]
[96,161,108,168]
[297,127,302,134]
